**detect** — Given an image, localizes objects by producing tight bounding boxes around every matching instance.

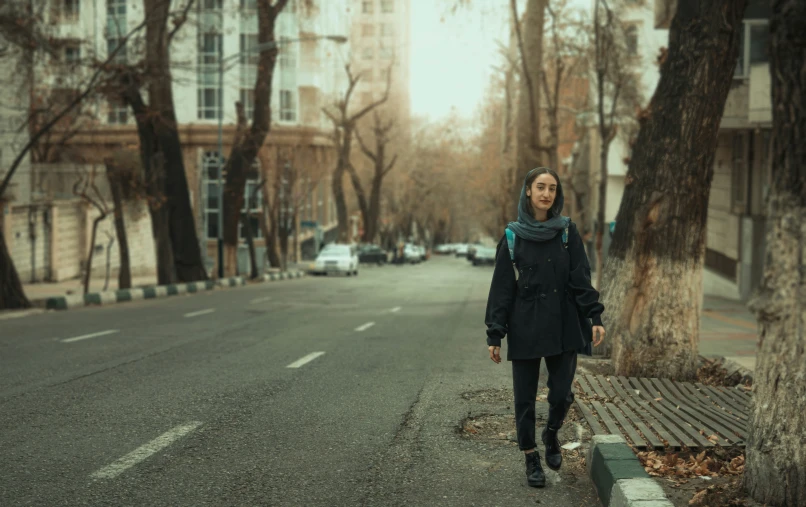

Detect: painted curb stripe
[587,437,651,507]
[116,290,132,302]
[167,285,178,296]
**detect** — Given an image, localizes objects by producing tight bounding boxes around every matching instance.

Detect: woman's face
[527,173,558,215]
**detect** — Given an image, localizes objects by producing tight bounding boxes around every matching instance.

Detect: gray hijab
[507,168,571,242]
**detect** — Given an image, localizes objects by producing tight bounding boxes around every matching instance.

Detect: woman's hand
[488,346,501,364]
[592,326,606,347]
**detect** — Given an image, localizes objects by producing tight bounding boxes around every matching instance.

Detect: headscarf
[506,167,571,242]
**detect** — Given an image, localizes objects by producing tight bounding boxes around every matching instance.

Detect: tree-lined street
[0,258,600,506]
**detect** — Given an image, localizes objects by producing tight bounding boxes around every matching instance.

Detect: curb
[39,270,305,311]
[587,435,673,507]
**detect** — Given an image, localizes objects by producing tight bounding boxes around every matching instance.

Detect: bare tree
[352,111,398,243]
[600,0,746,379]
[510,0,548,203]
[104,159,132,290]
[591,0,643,290]
[221,0,290,276]
[72,167,111,295]
[743,1,806,503]
[322,64,391,242]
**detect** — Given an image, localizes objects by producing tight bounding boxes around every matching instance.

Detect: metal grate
[574,374,751,449]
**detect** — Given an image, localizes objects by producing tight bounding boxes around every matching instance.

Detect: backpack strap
[562,226,569,248]
[504,228,519,280]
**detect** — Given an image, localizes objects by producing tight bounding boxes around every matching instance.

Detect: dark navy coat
[485,222,604,360]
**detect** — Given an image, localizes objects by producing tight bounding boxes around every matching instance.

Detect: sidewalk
[22,274,158,302]
[700,294,758,372]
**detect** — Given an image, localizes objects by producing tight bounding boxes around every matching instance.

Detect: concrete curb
[587,435,673,507]
[39,270,305,311]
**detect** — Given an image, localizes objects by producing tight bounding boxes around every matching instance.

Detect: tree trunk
[332,134,352,242]
[83,214,106,295]
[143,0,207,283]
[0,229,31,310]
[744,1,806,503]
[118,71,175,285]
[222,1,286,275]
[595,135,612,290]
[346,162,369,241]
[365,175,383,243]
[260,196,281,269]
[241,212,258,279]
[600,0,746,379]
[105,163,132,290]
[513,0,546,202]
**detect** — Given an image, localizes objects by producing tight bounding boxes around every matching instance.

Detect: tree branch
[353,126,376,162]
[0,17,148,199]
[168,0,196,42]
[509,0,539,151]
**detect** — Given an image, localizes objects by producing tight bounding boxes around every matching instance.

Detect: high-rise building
[349,0,411,125]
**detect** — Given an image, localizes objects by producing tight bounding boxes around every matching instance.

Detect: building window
[64,0,80,21]
[203,151,224,239]
[379,46,393,59]
[106,0,125,19]
[197,33,222,120]
[106,37,127,63]
[107,99,128,125]
[362,0,374,13]
[278,36,296,69]
[201,0,223,9]
[240,33,258,120]
[64,45,81,63]
[362,24,375,37]
[380,23,394,37]
[731,133,748,214]
[624,25,638,56]
[735,20,769,79]
[381,0,393,13]
[362,46,374,60]
[280,90,296,122]
[240,163,263,239]
[240,0,257,9]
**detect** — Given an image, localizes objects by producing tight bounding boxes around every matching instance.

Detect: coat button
[554,289,557,292]
[540,293,546,299]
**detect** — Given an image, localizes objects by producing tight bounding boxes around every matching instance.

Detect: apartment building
[20,0,353,278]
[349,0,411,125]
[578,0,773,302]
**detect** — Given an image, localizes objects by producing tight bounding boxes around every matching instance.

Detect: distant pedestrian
[485,167,605,488]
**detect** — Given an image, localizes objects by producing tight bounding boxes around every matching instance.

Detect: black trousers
[512,350,577,451]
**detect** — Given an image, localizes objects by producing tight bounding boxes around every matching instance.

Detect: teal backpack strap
[505,228,516,261]
[504,228,519,280]
[562,226,569,248]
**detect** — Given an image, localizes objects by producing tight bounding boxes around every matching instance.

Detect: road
[0,256,600,506]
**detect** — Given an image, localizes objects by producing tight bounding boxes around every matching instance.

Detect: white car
[403,243,422,264]
[454,244,469,257]
[311,244,359,276]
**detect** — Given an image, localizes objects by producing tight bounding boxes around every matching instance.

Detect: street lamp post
[213,34,347,278]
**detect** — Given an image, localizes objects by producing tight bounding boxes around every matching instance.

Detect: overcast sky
[408,0,590,122]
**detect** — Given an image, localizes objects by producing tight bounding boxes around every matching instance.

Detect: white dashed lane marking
[61,329,120,343]
[184,309,216,318]
[355,322,375,332]
[286,352,326,369]
[90,422,203,480]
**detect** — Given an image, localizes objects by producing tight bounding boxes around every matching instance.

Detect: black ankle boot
[541,426,562,471]
[524,451,546,488]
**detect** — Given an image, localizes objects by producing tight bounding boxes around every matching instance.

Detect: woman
[485,167,605,488]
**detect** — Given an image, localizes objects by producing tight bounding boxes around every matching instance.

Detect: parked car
[472,246,497,266]
[403,243,422,264]
[311,244,359,276]
[466,243,484,261]
[434,244,453,255]
[358,244,388,265]
[454,244,469,257]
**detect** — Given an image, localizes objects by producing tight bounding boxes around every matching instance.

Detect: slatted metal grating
[573,374,752,449]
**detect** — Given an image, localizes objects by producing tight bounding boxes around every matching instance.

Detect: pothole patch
[460,388,512,403]
[458,414,518,444]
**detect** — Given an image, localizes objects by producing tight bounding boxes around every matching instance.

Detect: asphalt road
[0,256,601,506]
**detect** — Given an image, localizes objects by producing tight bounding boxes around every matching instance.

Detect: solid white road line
[183,308,215,318]
[61,329,120,343]
[249,296,272,304]
[389,307,401,313]
[286,351,326,369]
[90,421,203,480]
[355,322,375,332]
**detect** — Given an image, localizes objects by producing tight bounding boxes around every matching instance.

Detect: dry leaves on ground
[636,450,745,480]
[687,475,750,506]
